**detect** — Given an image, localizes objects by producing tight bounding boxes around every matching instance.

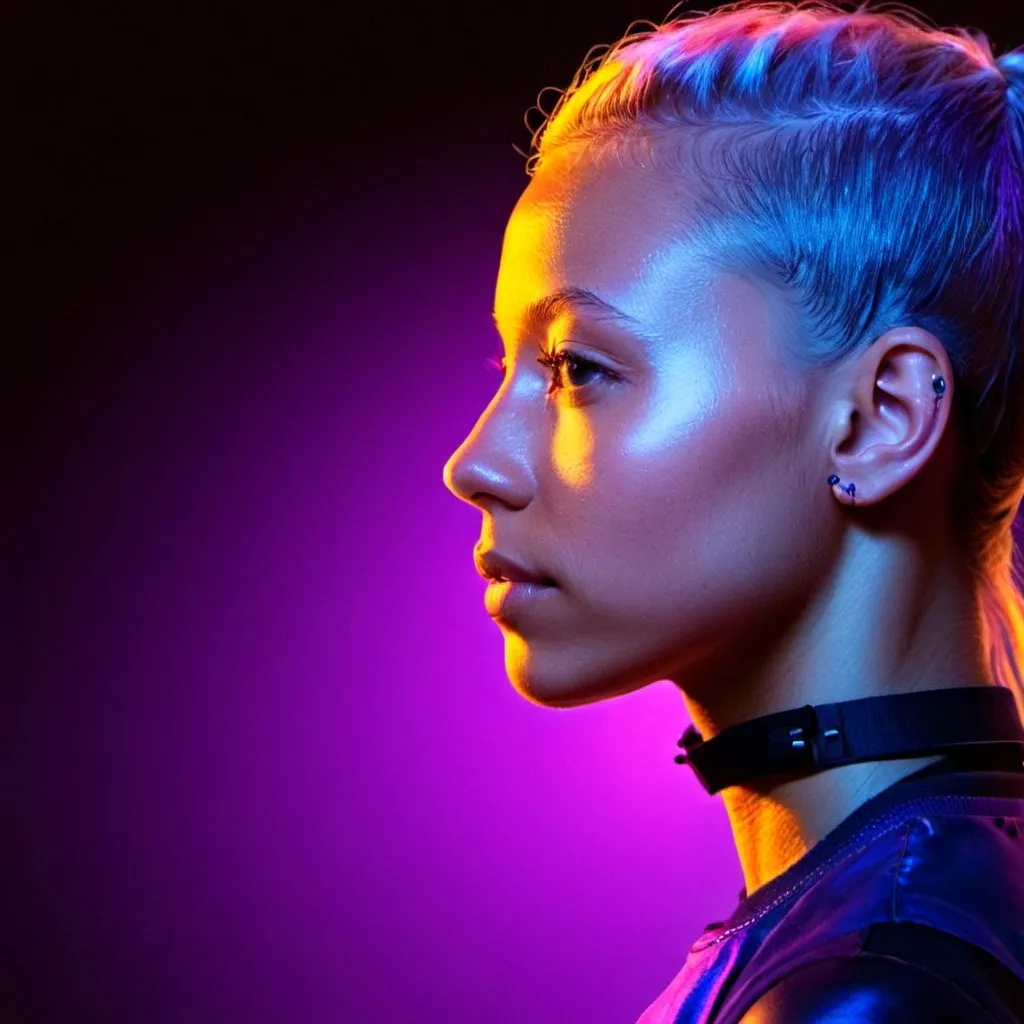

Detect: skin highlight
[442,141,993,897]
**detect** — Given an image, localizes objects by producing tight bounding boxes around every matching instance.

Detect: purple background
[9,2,1023,1021]
[10,160,738,1024]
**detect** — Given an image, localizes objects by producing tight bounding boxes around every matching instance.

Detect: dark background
[9,2,1024,1022]
[11,0,1024,472]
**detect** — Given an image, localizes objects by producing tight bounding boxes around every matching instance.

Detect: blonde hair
[527,1,1024,723]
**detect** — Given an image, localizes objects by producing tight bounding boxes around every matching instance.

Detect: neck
[672,542,992,897]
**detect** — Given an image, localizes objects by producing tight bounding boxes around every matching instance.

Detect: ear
[827,327,954,508]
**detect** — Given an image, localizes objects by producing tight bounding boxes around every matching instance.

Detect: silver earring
[827,375,945,500]
[827,474,856,501]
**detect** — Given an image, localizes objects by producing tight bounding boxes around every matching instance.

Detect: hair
[526,0,1024,724]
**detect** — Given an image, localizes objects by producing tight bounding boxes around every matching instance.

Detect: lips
[474,548,556,586]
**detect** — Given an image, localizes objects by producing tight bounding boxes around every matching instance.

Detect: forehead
[493,146,711,336]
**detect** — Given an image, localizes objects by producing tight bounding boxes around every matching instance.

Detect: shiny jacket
[636,752,1024,1022]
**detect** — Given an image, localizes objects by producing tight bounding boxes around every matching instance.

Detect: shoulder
[735,952,1001,1023]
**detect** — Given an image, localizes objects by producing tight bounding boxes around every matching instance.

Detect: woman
[443,3,1024,1020]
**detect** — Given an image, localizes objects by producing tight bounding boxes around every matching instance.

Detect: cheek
[551,411,597,487]
[570,388,816,620]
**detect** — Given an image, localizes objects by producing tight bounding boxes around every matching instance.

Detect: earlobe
[827,473,857,504]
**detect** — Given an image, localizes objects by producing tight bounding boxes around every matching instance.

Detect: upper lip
[474,548,554,585]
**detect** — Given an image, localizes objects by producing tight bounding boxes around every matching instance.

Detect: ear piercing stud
[828,374,946,501]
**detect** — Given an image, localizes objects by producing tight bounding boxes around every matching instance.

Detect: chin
[511,680,599,709]
[503,639,647,708]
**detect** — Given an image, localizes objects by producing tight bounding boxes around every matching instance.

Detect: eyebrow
[492,286,640,336]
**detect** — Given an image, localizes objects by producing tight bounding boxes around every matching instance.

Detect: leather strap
[675,685,1024,795]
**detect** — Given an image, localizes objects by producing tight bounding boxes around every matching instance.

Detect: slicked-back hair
[529,1,1024,721]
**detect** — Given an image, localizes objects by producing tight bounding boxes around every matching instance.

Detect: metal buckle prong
[768,709,818,765]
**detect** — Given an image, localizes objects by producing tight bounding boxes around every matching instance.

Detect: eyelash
[486,346,619,396]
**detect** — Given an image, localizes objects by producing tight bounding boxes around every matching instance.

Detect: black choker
[675,685,1024,794]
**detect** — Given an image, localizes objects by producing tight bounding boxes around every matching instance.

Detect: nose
[441,442,468,502]
[441,400,533,510]
[442,426,509,509]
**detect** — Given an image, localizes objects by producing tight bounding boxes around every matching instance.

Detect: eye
[486,348,620,397]
[536,345,620,396]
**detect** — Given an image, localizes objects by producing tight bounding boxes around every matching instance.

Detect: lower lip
[484,579,558,618]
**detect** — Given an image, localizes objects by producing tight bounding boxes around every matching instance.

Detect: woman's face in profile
[443,144,833,707]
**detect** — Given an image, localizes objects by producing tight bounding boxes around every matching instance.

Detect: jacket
[636,747,1024,1022]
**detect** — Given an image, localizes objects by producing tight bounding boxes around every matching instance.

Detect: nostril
[994,817,1006,829]
[1007,820,1020,838]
